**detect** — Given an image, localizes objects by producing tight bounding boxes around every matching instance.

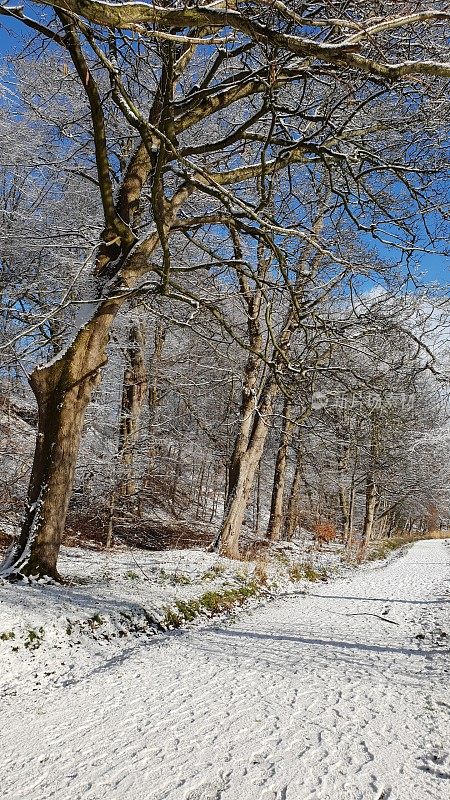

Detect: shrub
[24,627,45,650]
[163,608,183,629]
[313,521,337,548]
[303,564,325,582]
[289,563,328,582]
[164,581,260,630]
[175,599,200,621]
[254,559,269,585]
[201,564,226,581]
[288,564,304,582]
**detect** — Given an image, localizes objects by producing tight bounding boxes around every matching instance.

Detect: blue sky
[0,6,448,289]
[0,11,28,50]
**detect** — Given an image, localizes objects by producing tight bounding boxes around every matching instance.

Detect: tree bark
[361,474,378,551]
[284,445,303,540]
[360,416,380,554]
[219,379,278,558]
[118,313,148,499]
[253,463,261,535]
[339,484,351,543]
[1,302,120,578]
[266,398,293,541]
[148,320,166,420]
[346,479,356,550]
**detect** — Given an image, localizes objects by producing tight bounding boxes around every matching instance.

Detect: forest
[0,4,449,797]
[1,0,449,581]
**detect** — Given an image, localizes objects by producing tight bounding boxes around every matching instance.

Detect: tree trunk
[227,353,262,498]
[346,479,356,550]
[148,320,166,423]
[376,502,389,540]
[361,474,378,551]
[195,460,207,519]
[360,417,380,554]
[209,466,220,523]
[339,476,357,548]
[219,379,278,558]
[266,398,293,541]
[284,445,303,540]
[253,463,261,535]
[118,313,148,498]
[219,449,262,558]
[215,228,299,558]
[1,304,120,579]
[339,484,351,543]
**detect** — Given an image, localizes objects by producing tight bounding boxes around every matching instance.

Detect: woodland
[0,1,449,581]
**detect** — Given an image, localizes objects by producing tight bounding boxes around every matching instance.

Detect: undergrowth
[288,563,329,583]
[164,581,260,629]
[366,531,449,562]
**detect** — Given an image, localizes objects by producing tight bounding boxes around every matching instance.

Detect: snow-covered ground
[1,539,449,799]
[0,535,341,653]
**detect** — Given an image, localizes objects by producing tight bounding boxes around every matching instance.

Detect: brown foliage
[313,521,337,548]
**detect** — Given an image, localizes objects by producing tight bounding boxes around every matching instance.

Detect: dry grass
[253,553,270,585]
[424,530,450,539]
[365,530,449,562]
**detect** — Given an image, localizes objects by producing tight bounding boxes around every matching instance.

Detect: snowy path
[1,539,449,800]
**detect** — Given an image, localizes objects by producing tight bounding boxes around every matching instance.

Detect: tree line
[0,0,449,578]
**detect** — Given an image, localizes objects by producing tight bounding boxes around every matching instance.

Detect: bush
[163,608,183,629]
[313,521,337,547]
[175,599,200,621]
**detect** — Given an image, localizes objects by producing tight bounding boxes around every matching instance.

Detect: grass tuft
[288,563,328,582]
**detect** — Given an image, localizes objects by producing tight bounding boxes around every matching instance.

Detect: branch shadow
[306,593,450,606]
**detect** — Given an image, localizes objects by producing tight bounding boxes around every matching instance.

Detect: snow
[0,539,449,799]
[0,542,293,671]
[0,533,341,648]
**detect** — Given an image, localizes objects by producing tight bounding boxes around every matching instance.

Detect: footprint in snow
[185,778,226,800]
[418,749,450,780]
